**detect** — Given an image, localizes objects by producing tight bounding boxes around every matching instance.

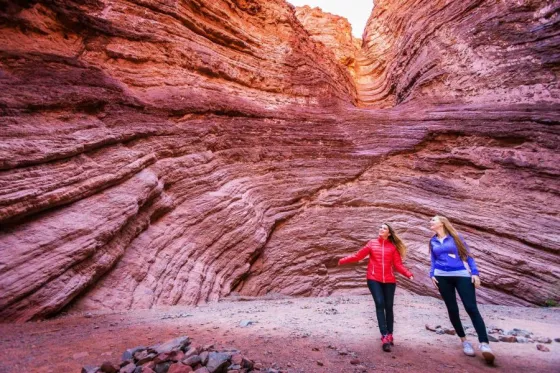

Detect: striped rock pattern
[0,0,558,321]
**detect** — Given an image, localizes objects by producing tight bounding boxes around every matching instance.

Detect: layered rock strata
[295,5,361,77]
[0,0,558,322]
[356,0,560,107]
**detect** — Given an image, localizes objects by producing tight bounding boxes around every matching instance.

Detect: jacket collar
[431,234,449,242]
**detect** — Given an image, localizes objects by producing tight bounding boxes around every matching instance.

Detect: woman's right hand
[431,276,439,288]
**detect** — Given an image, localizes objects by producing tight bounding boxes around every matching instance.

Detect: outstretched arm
[338,243,370,265]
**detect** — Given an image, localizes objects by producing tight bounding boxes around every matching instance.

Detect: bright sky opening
[287,0,374,38]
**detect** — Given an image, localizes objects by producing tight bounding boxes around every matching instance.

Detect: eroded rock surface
[0,0,558,321]
[295,5,361,77]
[356,0,560,107]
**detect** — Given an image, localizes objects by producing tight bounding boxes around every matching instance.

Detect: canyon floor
[0,291,558,373]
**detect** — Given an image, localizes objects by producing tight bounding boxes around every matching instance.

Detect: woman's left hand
[472,275,481,288]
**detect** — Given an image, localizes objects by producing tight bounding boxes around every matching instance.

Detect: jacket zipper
[371,245,375,276]
[382,240,385,282]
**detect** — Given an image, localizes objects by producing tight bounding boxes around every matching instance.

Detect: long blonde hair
[383,222,407,259]
[430,215,469,261]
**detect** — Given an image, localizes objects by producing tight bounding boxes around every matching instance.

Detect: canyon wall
[294,5,361,77]
[356,0,560,108]
[0,0,558,322]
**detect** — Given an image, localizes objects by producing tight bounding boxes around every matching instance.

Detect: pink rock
[295,6,361,77]
[0,0,557,323]
[231,354,243,365]
[168,363,193,373]
[536,344,550,352]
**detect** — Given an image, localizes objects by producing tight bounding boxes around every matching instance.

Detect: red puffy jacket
[338,236,413,283]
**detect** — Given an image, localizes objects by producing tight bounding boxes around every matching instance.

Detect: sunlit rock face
[0,0,558,322]
[294,5,361,77]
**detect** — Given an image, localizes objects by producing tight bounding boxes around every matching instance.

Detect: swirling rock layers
[0,0,558,321]
[356,0,560,108]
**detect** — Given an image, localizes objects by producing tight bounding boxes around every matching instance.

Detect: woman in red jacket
[338,223,414,352]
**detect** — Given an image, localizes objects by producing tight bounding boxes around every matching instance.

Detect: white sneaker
[479,343,495,364]
[462,341,475,356]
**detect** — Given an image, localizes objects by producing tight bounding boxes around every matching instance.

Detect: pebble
[425,324,437,332]
[487,335,499,342]
[443,328,456,335]
[536,344,550,352]
[499,335,517,343]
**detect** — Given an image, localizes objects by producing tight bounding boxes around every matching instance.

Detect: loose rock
[168,363,194,373]
[536,344,550,352]
[487,335,499,342]
[205,352,231,373]
[499,335,517,343]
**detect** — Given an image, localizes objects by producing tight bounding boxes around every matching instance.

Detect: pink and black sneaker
[381,335,391,352]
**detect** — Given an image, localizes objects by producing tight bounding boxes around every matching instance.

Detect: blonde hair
[383,223,407,259]
[431,215,469,261]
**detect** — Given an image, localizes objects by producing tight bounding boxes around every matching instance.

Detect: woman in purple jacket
[429,215,495,364]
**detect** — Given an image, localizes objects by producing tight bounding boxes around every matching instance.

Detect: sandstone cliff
[357,0,560,108]
[295,5,361,77]
[0,0,558,322]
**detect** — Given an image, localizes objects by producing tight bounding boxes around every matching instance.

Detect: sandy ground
[0,291,559,373]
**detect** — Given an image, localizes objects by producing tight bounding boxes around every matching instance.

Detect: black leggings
[435,276,489,343]
[367,280,396,336]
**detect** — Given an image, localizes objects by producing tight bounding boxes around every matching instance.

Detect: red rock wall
[294,5,360,77]
[0,0,559,322]
[356,0,560,108]
[0,0,357,321]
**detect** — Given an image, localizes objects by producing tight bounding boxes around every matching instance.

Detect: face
[379,224,391,239]
[429,216,443,231]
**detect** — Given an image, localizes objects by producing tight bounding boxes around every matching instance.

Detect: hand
[409,275,414,280]
[472,275,481,288]
[431,276,439,288]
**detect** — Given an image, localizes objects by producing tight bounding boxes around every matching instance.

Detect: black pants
[367,280,396,336]
[435,276,489,343]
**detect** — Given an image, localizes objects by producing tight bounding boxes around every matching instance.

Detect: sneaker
[479,343,495,364]
[381,335,391,352]
[462,341,475,357]
[387,333,394,345]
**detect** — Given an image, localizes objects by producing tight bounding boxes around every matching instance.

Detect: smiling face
[379,224,391,239]
[429,216,443,232]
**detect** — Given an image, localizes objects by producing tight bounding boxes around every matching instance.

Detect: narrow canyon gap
[0,0,558,322]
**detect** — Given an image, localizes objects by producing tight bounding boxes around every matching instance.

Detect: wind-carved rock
[0,0,558,322]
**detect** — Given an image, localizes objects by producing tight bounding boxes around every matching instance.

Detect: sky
[287,0,374,38]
